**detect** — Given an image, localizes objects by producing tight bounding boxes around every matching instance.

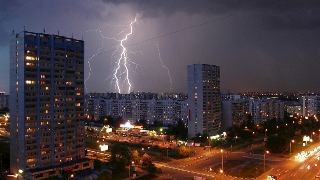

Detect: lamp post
[68,174,74,180]
[276,126,278,135]
[221,149,224,173]
[167,147,169,159]
[290,140,294,156]
[264,150,269,172]
[264,129,267,141]
[189,144,191,159]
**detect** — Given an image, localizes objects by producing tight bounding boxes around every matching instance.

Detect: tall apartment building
[10,31,93,180]
[187,64,221,138]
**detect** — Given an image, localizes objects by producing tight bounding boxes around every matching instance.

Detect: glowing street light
[129,161,134,178]
[68,174,74,180]
[290,140,294,156]
[264,150,269,172]
[221,149,224,173]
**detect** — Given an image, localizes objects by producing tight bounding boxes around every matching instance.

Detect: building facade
[10,31,92,180]
[248,98,284,124]
[84,92,189,126]
[0,92,9,110]
[187,64,221,138]
[221,99,248,131]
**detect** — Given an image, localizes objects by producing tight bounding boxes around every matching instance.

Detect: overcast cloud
[0,0,319,94]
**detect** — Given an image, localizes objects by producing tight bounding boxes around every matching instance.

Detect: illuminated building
[187,64,221,138]
[9,31,93,180]
[0,92,9,110]
[248,99,284,124]
[221,99,248,131]
[84,92,188,126]
[300,95,320,117]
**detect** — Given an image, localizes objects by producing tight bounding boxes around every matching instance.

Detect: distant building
[300,95,320,117]
[221,99,248,131]
[248,98,284,124]
[0,92,9,110]
[10,31,93,180]
[187,64,221,138]
[84,92,188,126]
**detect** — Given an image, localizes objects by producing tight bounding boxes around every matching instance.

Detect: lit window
[26,80,35,84]
[26,56,37,60]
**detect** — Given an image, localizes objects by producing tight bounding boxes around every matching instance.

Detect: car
[267,175,277,180]
[141,140,146,143]
[91,153,97,157]
[103,154,111,160]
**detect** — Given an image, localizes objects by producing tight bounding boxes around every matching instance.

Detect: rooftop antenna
[43,28,45,34]
[12,30,14,35]
[72,33,73,39]
[24,26,25,31]
[58,30,59,35]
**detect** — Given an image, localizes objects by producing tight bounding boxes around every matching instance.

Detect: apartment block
[187,64,221,138]
[84,92,188,126]
[10,31,93,180]
[221,99,248,131]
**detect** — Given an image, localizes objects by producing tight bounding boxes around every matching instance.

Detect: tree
[265,134,289,153]
[99,170,112,180]
[177,146,192,157]
[109,144,130,172]
[141,153,152,168]
[141,153,157,174]
[129,150,139,163]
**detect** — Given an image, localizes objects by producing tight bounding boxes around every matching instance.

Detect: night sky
[0,0,319,94]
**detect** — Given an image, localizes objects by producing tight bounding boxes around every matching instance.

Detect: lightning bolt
[85,16,138,94]
[85,14,172,94]
[157,42,172,92]
[113,15,138,93]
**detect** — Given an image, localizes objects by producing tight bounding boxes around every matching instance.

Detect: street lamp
[276,126,278,135]
[129,161,134,178]
[265,129,267,138]
[68,174,74,180]
[221,149,224,173]
[312,132,315,142]
[167,147,169,159]
[290,140,294,156]
[264,150,269,172]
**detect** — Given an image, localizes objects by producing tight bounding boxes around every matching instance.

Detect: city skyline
[0,0,320,94]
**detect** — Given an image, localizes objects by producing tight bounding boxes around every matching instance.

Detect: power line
[0,0,28,23]
[85,0,283,59]
[0,0,28,52]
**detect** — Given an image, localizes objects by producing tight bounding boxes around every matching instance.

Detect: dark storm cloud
[0,0,320,93]
[103,0,320,30]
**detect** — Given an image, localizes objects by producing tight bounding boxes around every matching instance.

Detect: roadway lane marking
[154,163,215,178]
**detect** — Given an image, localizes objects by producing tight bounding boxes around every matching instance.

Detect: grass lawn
[227,161,271,178]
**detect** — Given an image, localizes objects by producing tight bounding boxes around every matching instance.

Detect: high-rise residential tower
[10,31,93,180]
[187,64,221,138]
